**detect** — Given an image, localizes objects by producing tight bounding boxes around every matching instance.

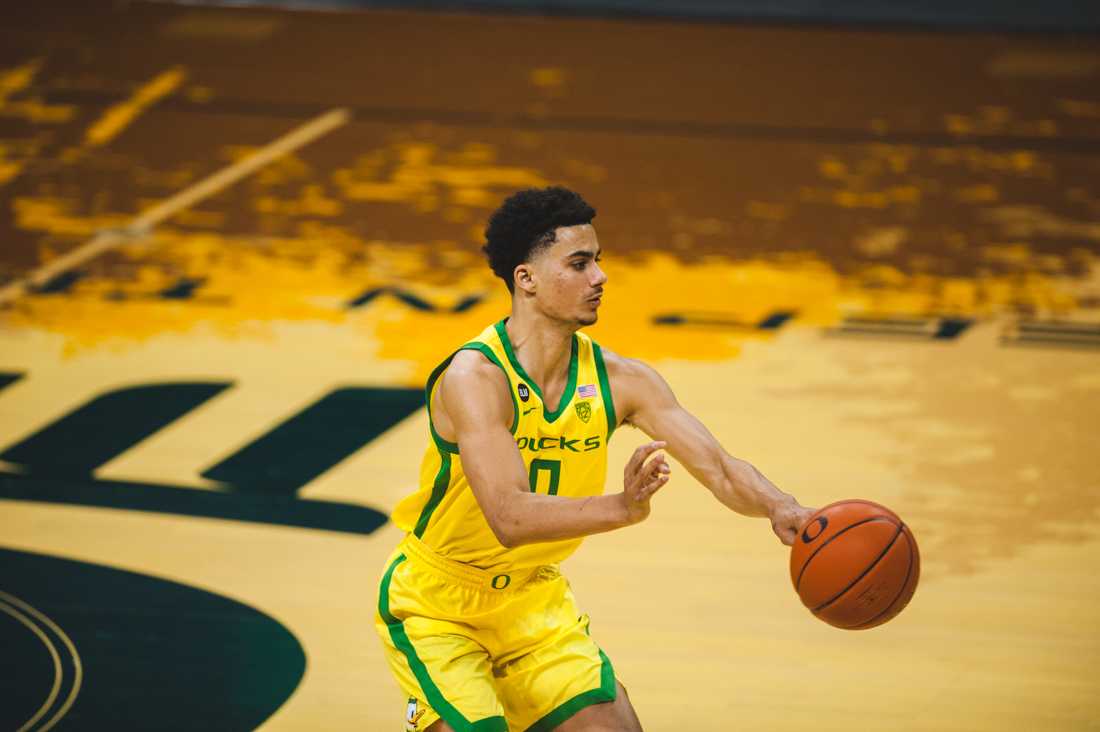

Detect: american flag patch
[578,384,597,398]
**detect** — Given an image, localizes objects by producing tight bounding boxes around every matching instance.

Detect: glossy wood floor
[1,3,1098,729]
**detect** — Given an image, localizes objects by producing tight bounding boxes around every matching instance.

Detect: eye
[572,261,587,270]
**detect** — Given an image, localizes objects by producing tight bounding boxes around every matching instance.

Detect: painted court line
[0,590,83,732]
[0,599,62,732]
[83,66,189,148]
[0,107,351,307]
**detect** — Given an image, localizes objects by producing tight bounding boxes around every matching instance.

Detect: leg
[376,553,506,731]
[555,682,642,732]
[424,721,455,732]
[377,614,506,731]
[494,573,633,731]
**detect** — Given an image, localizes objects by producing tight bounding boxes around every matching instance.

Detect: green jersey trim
[413,449,451,539]
[460,343,519,436]
[379,555,508,732]
[524,648,617,732]
[424,342,520,455]
[424,355,459,455]
[591,341,616,440]
[494,319,579,424]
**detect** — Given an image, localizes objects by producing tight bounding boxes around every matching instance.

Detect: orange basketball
[790,499,920,629]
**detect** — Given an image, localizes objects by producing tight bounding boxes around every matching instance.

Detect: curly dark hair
[482,186,596,293]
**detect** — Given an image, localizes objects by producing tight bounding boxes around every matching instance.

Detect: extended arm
[605,350,814,545]
[436,350,668,548]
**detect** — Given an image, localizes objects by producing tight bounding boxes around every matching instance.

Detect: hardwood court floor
[0,2,1098,730]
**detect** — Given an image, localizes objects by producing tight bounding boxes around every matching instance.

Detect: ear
[513,263,536,295]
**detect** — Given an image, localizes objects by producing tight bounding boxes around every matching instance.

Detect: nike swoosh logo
[522,407,537,415]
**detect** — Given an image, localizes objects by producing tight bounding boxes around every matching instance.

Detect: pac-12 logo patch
[518,383,530,402]
[406,697,426,731]
[575,401,592,423]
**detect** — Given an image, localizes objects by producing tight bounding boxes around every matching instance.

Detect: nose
[591,262,608,287]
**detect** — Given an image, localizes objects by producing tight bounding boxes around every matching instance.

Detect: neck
[505,304,576,391]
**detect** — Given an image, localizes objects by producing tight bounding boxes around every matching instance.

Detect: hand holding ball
[790,500,920,629]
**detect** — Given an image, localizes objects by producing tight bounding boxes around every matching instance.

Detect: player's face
[526,224,607,326]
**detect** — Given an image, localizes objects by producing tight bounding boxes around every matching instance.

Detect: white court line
[0,107,351,307]
[0,590,84,732]
[0,598,62,732]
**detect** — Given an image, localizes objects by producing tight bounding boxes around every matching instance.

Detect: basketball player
[376,187,816,731]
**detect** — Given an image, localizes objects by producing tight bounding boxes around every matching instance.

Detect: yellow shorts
[375,534,618,731]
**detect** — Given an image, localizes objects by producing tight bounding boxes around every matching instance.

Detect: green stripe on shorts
[379,554,507,732]
[524,648,617,732]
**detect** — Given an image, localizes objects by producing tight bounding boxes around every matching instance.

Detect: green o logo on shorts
[491,574,511,590]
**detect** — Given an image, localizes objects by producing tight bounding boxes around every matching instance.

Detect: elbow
[491,522,523,549]
[487,512,525,549]
[495,529,520,549]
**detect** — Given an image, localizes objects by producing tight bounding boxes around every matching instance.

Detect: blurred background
[1,1,1098,730]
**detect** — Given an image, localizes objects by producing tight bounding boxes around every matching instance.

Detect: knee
[424,720,455,732]
[556,681,642,731]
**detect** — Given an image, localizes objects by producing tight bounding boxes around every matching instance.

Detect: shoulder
[442,348,511,394]
[596,345,677,421]
[437,348,513,421]
[449,347,504,376]
[598,345,662,385]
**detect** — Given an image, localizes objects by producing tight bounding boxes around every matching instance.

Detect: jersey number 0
[528,459,561,495]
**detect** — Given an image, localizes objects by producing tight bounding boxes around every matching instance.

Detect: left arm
[603,348,815,545]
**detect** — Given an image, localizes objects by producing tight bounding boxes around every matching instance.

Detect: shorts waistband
[398,534,545,591]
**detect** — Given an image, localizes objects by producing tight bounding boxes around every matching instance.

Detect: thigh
[493,576,620,731]
[424,721,454,732]
[376,553,507,731]
[555,681,642,732]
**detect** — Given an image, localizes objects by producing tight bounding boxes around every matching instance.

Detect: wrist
[615,491,643,527]
[766,492,798,519]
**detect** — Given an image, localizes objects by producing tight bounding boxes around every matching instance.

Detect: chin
[577,312,598,327]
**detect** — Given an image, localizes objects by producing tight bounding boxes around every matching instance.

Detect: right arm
[436,350,669,548]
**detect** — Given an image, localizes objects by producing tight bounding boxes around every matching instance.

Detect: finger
[627,452,669,498]
[645,463,670,483]
[625,441,667,477]
[641,453,669,477]
[644,474,670,500]
[636,473,669,501]
[633,474,657,501]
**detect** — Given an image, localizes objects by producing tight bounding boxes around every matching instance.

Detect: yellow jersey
[391,319,617,573]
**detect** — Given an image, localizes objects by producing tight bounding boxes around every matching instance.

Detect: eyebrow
[566,250,601,259]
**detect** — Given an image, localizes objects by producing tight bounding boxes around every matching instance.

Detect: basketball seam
[795,516,893,591]
[846,527,915,630]
[813,499,901,519]
[811,522,904,614]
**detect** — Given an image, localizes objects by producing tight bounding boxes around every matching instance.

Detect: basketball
[790,499,920,629]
